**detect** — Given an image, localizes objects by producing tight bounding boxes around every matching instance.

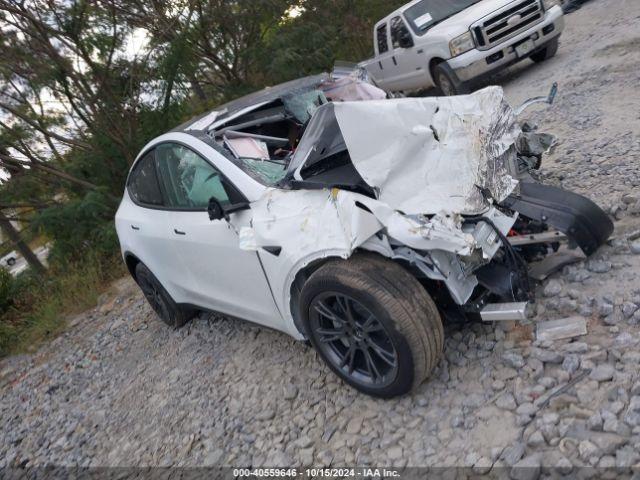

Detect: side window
[128,152,163,206]
[155,143,232,209]
[390,16,411,49]
[376,23,388,54]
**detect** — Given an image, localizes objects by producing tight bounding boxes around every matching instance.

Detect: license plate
[515,39,535,58]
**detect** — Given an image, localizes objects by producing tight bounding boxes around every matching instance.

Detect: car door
[154,142,283,329]
[368,21,394,89]
[121,151,191,302]
[385,15,427,92]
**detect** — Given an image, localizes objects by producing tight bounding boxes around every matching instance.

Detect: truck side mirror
[399,31,414,49]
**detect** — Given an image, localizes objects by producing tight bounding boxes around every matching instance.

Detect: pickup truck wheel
[530,38,559,62]
[299,253,444,398]
[6,257,15,266]
[433,62,469,96]
[134,263,195,328]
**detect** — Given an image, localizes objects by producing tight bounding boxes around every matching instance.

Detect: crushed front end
[204,81,612,326]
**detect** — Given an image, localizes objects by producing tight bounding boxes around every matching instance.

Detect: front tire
[299,253,444,398]
[134,263,196,328]
[530,38,559,63]
[433,62,469,96]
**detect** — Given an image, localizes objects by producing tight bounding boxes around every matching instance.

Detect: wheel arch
[289,255,341,338]
[123,251,141,280]
[287,248,444,338]
[428,57,446,84]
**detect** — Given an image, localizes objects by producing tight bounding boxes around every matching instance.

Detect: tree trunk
[0,209,46,275]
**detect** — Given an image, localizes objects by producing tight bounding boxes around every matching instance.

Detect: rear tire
[6,258,15,266]
[433,62,469,96]
[299,253,444,398]
[530,38,559,63]
[134,263,196,328]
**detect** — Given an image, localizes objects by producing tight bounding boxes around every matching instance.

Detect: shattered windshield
[404,0,482,35]
[236,157,288,186]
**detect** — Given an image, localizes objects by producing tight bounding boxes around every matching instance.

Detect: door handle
[174,229,186,235]
[392,55,397,66]
[378,61,383,70]
[131,225,140,231]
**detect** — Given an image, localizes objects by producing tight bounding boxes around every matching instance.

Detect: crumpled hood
[290,86,521,215]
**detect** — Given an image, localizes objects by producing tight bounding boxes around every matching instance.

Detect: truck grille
[473,0,544,49]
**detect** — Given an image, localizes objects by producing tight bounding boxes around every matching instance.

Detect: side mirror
[208,197,251,222]
[399,32,414,49]
[207,197,226,221]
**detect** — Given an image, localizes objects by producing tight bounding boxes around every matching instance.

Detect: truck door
[385,16,428,92]
[368,21,394,89]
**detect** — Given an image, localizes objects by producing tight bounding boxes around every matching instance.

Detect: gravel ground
[2,0,640,473]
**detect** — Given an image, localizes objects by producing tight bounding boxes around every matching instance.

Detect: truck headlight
[449,32,475,57]
[542,0,561,9]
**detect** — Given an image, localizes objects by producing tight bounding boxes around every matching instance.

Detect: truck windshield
[404,0,483,35]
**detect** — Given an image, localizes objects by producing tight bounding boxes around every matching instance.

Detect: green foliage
[0,267,14,313]
[0,255,122,357]
[32,190,119,265]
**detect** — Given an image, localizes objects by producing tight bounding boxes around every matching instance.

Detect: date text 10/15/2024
[233,468,401,478]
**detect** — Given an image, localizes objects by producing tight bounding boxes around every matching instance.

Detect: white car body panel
[167,208,283,328]
[116,133,287,331]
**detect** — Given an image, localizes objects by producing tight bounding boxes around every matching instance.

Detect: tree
[0,208,45,274]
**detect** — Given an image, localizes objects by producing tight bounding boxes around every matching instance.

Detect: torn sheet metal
[516,131,557,158]
[241,187,516,309]
[185,110,223,131]
[320,76,387,102]
[333,87,520,214]
[290,86,520,215]
[240,188,383,259]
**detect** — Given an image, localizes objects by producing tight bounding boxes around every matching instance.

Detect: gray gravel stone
[590,364,615,382]
[579,440,600,464]
[588,411,604,431]
[510,455,541,480]
[587,260,612,274]
[543,280,562,297]
[562,354,580,374]
[622,302,639,319]
[623,397,640,427]
[616,446,640,468]
[531,348,563,364]
[503,352,525,369]
[502,442,526,467]
[496,393,517,411]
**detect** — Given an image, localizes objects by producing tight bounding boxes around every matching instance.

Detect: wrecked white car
[115,74,612,397]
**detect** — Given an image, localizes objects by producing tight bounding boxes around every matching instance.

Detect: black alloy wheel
[137,270,172,322]
[134,262,195,328]
[309,292,399,388]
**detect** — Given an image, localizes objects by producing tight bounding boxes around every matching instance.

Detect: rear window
[128,152,163,206]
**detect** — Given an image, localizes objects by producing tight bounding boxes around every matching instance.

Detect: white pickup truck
[361,0,565,95]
